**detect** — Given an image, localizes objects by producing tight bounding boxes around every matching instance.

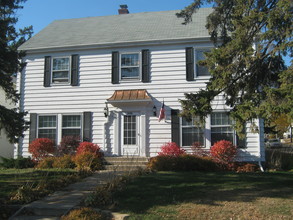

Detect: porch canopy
[107,89,153,107]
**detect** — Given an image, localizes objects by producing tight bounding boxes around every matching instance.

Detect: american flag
[158,101,165,122]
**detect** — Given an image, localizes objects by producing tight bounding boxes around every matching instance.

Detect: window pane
[39,116,56,128]
[53,58,69,70]
[38,129,56,141]
[123,115,136,145]
[211,132,234,145]
[196,50,210,76]
[182,127,204,146]
[121,67,139,78]
[121,54,139,66]
[211,112,231,125]
[62,129,81,137]
[62,115,81,127]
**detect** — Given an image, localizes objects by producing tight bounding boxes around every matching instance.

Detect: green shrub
[266,149,293,170]
[0,157,35,169]
[52,155,75,169]
[73,152,103,171]
[61,207,105,220]
[36,157,55,169]
[147,155,218,171]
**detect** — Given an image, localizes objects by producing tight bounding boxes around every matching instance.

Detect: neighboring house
[0,78,16,160]
[16,6,265,162]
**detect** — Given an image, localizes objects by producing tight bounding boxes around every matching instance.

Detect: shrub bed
[147,155,218,171]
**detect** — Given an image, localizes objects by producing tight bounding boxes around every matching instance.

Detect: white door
[122,113,140,156]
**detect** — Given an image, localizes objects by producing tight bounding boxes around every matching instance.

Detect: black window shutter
[141,49,150,82]
[83,112,92,142]
[71,54,79,86]
[44,56,51,87]
[112,51,119,84]
[186,47,194,81]
[29,113,37,143]
[171,109,180,146]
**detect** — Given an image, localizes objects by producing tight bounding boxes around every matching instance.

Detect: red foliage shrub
[58,136,80,155]
[28,138,55,161]
[210,140,237,165]
[76,142,103,157]
[191,142,210,157]
[158,142,186,157]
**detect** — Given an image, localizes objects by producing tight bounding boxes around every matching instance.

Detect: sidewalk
[9,170,129,220]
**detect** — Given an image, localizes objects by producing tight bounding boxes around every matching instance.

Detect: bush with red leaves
[58,136,80,155]
[210,140,237,165]
[158,142,186,157]
[191,141,210,157]
[28,138,55,161]
[76,142,103,157]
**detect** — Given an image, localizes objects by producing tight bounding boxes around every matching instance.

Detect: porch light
[153,105,157,116]
[104,103,109,118]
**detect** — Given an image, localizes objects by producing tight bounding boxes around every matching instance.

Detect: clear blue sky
[16,0,291,66]
[16,0,205,34]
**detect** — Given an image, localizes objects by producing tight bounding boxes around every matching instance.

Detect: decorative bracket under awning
[106,89,153,107]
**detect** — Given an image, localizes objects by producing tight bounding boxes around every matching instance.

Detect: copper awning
[107,89,153,106]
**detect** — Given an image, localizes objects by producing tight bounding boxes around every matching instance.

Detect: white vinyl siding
[18,43,264,161]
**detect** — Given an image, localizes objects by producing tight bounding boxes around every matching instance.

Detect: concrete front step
[104,157,149,162]
[103,157,149,171]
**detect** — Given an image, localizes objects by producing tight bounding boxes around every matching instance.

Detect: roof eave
[18,37,211,54]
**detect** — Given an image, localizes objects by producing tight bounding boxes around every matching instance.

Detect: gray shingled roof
[19,8,213,51]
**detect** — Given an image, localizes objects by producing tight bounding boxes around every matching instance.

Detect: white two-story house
[16,6,265,162]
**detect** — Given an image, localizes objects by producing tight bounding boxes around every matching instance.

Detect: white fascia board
[19,37,211,55]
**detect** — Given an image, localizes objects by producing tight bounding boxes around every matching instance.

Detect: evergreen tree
[0,0,32,143]
[177,0,292,136]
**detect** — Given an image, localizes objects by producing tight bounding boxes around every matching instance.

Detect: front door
[122,113,140,156]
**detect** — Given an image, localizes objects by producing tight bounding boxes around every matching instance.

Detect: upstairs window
[121,53,140,80]
[112,50,150,84]
[52,57,70,84]
[44,55,79,87]
[195,49,210,77]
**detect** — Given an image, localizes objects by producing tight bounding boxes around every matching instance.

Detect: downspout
[16,59,25,158]
[258,118,264,172]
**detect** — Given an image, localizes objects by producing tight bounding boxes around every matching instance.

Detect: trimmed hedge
[147,155,218,171]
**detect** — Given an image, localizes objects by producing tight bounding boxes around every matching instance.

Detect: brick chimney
[118,5,129,14]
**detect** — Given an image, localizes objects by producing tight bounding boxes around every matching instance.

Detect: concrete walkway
[9,170,129,220]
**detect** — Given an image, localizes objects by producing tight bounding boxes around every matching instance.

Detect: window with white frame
[62,115,82,137]
[195,49,210,77]
[52,57,70,84]
[38,114,82,143]
[120,53,140,80]
[38,115,57,142]
[211,112,234,145]
[181,117,205,147]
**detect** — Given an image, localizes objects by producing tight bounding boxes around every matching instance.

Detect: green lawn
[112,171,293,220]
[0,168,83,205]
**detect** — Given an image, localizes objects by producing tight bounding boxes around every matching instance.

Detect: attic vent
[118,5,129,14]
